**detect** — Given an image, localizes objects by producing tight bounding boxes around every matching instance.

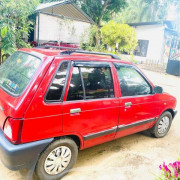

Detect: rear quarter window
[0,51,41,96]
[45,61,69,102]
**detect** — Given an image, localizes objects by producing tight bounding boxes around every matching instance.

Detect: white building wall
[134,24,165,63]
[35,13,91,44]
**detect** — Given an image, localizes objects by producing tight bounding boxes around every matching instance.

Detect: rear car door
[114,63,157,138]
[63,61,119,149]
[22,60,70,143]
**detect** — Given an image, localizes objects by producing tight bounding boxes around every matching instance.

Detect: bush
[101,20,138,54]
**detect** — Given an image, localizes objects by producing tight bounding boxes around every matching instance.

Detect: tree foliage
[40,0,127,26]
[101,21,138,54]
[80,25,103,51]
[0,0,39,57]
[116,0,176,23]
[40,0,58,2]
[74,0,127,26]
[39,0,180,24]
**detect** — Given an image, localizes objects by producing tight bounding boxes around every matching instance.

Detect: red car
[0,48,177,180]
[41,40,59,46]
[42,41,79,49]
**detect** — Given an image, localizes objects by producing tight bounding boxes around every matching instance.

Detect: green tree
[116,0,175,23]
[40,0,127,26]
[73,0,127,26]
[40,0,59,2]
[0,0,39,63]
[39,0,127,48]
[101,20,138,54]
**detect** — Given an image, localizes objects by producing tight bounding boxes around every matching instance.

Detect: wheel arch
[54,134,83,150]
[161,108,175,119]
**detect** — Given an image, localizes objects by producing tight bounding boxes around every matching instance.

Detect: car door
[22,60,70,142]
[114,63,157,139]
[63,61,119,149]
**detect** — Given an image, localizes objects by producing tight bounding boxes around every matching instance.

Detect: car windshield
[0,51,41,96]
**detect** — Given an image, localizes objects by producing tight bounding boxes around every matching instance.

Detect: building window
[134,40,149,57]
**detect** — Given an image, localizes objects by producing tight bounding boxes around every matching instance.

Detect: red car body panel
[0,54,53,127]
[41,41,79,49]
[0,48,177,151]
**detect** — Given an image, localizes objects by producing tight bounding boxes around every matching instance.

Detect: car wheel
[35,137,78,180]
[150,111,172,138]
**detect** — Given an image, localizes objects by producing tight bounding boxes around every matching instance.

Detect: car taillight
[3,117,23,144]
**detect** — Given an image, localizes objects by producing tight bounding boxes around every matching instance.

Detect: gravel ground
[0,69,179,180]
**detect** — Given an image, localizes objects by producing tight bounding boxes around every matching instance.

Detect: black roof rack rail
[35,45,120,60]
[60,50,120,60]
[35,45,80,50]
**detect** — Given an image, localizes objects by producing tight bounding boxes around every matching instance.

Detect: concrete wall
[35,13,91,44]
[133,24,165,63]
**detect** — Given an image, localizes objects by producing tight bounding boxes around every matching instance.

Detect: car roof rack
[35,45,120,60]
[60,50,121,60]
[35,45,80,50]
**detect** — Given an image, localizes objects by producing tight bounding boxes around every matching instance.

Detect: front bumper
[0,129,53,170]
[173,109,178,119]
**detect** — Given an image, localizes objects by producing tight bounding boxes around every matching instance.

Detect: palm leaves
[116,0,172,23]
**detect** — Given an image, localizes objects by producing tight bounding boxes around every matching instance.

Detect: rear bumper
[0,129,53,170]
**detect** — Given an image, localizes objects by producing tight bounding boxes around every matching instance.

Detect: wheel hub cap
[44,146,72,175]
[158,116,170,134]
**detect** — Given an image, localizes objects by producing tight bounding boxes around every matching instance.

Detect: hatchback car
[0,47,177,180]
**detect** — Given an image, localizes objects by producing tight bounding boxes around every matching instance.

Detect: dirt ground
[0,69,179,180]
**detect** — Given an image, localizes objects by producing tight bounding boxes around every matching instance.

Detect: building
[33,0,94,45]
[129,21,180,64]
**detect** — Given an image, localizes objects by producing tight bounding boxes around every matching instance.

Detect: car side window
[67,67,84,101]
[46,61,69,101]
[114,64,151,97]
[81,67,114,99]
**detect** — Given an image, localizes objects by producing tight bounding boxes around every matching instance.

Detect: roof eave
[35,0,95,25]
[36,0,70,12]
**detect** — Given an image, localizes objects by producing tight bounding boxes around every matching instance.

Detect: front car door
[63,61,119,149]
[114,63,158,138]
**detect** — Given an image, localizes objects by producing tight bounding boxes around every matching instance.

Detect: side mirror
[153,86,163,94]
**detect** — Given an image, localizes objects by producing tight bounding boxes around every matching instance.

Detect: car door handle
[70,108,81,114]
[125,102,132,107]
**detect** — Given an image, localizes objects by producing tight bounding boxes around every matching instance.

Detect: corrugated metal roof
[128,21,173,29]
[36,1,67,11]
[36,0,94,24]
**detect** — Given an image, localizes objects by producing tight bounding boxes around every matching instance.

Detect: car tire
[150,111,172,138]
[35,137,78,180]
